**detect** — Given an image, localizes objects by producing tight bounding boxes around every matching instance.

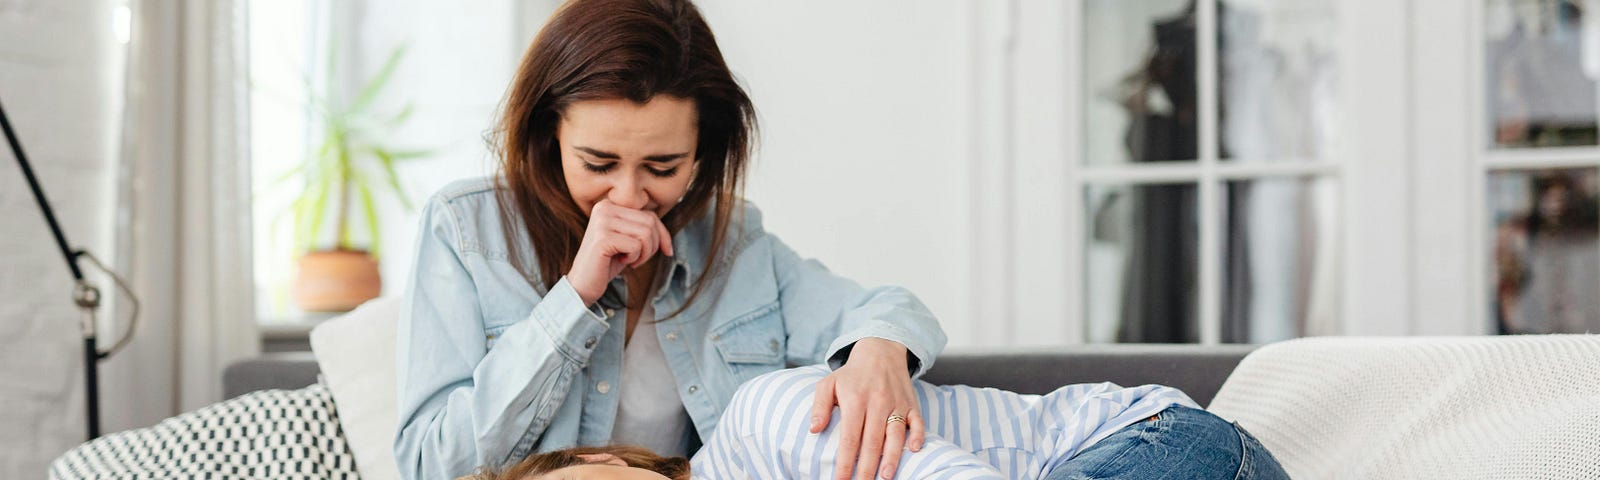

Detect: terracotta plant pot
[294,249,382,312]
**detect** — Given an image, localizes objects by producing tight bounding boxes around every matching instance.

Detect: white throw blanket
[1209,335,1600,480]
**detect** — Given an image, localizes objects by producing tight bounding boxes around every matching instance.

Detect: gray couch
[224,344,1256,406]
[180,336,1600,479]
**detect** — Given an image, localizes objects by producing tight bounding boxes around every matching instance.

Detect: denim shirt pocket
[709,300,786,382]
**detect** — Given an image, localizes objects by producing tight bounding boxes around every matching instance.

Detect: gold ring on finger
[886,414,907,426]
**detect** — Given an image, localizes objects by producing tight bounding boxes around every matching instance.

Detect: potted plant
[273,45,428,312]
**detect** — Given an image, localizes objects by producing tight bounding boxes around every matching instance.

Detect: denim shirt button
[665,331,678,341]
[584,337,597,349]
[596,381,610,394]
[687,385,699,394]
[769,339,780,352]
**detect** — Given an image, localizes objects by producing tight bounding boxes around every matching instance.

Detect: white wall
[0,1,121,475]
[696,0,984,345]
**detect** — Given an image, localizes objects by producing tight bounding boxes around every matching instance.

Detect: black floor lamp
[1,94,139,440]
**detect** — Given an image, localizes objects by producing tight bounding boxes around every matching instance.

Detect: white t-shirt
[610,299,693,457]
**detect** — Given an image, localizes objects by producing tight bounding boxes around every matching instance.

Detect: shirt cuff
[530,276,613,361]
[825,323,935,378]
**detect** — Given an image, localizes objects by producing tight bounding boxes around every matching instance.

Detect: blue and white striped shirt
[692,365,1198,479]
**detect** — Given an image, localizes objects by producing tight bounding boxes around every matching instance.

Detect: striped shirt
[691,365,1198,479]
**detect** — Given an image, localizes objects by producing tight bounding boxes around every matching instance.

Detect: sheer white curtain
[107,0,258,421]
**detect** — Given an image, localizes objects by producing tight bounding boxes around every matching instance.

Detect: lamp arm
[0,96,86,282]
[1,95,142,359]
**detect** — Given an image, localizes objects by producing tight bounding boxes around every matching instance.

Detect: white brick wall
[0,0,118,476]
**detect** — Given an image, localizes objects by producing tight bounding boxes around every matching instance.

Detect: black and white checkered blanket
[48,383,360,480]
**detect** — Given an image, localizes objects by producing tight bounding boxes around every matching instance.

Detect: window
[246,1,525,325]
[1078,0,1341,344]
[1480,0,1600,334]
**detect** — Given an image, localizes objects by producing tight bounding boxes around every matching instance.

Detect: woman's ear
[574,453,627,467]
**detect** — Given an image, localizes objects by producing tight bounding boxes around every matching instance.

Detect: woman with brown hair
[394,0,946,479]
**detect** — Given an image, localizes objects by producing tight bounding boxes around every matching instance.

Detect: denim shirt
[394,178,948,480]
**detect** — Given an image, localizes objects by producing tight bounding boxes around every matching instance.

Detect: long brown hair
[493,0,756,315]
[463,446,690,480]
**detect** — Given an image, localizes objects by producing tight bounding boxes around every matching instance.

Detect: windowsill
[257,311,341,352]
[258,321,315,340]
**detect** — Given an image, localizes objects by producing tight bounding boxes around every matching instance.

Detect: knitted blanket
[49,383,359,480]
[1209,335,1600,479]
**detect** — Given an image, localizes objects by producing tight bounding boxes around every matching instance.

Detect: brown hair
[493,0,756,315]
[463,446,690,480]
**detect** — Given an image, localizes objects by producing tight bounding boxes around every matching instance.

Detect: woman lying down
[465,365,1288,480]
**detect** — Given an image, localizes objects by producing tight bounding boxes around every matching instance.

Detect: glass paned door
[1079,0,1341,344]
[1221,177,1339,343]
[1486,0,1600,148]
[1083,0,1198,167]
[1084,183,1200,343]
[1481,0,1600,334]
[1218,0,1339,162]
[1486,168,1600,334]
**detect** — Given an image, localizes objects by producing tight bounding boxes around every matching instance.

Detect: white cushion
[1209,335,1600,480]
[310,297,402,480]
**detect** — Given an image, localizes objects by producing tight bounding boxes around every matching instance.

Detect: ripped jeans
[1043,405,1290,480]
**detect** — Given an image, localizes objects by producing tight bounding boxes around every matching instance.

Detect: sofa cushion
[310,297,402,480]
[1208,335,1600,480]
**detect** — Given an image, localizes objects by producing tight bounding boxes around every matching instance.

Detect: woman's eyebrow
[575,145,688,162]
[574,146,621,159]
[642,152,689,162]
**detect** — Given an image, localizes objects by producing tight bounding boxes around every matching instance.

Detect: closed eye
[582,162,678,178]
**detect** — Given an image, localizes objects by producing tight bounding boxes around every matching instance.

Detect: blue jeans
[1044,405,1290,480]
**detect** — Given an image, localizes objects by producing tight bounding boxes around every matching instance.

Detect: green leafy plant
[270,44,429,259]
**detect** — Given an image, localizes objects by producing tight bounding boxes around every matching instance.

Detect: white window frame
[1409,0,1479,336]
